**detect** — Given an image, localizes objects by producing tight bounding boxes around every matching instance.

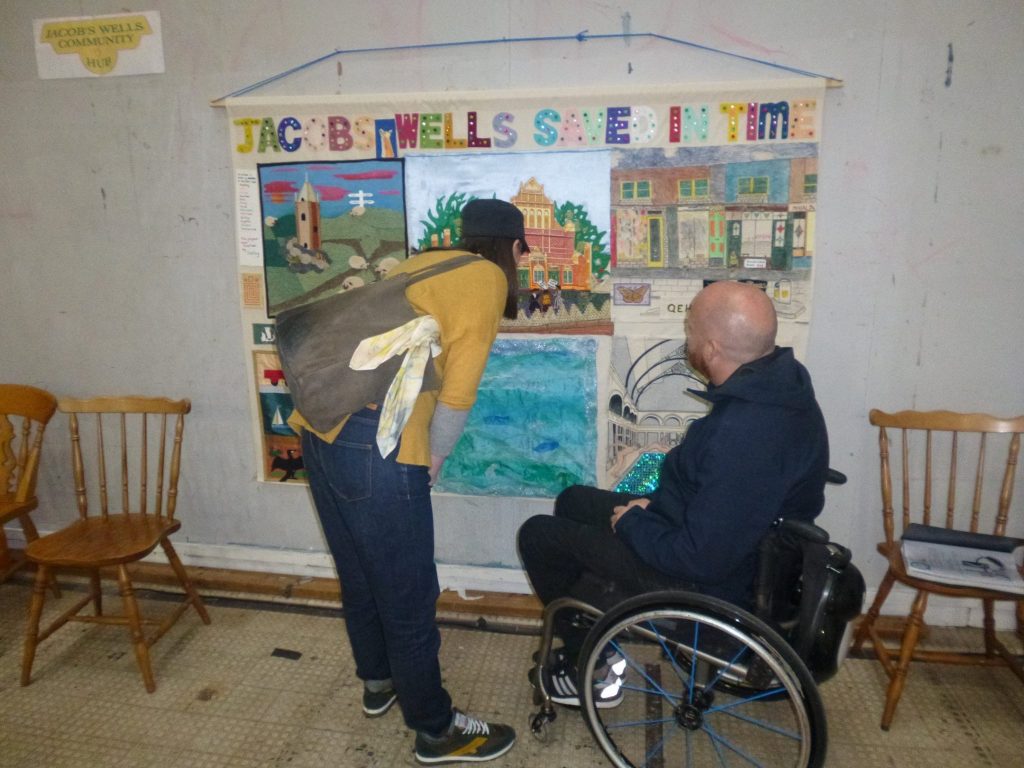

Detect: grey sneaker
[414,709,516,764]
[362,685,397,717]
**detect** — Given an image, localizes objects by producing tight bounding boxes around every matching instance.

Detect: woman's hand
[428,454,446,486]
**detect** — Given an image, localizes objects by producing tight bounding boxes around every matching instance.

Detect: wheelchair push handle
[787,468,847,542]
[771,468,846,545]
[825,468,847,485]
[780,469,847,540]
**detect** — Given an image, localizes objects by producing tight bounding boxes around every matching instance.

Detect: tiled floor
[1,580,1022,767]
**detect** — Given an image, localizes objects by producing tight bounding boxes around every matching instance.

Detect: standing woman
[290,199,525,765]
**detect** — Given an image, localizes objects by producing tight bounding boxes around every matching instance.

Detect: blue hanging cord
[211,30,841,104]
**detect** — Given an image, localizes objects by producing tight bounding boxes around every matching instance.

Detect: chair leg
[881,589,928,730]
[21,563,49,687]
[89,569,103,616]
[19,517,61,598]
[160,539,211,625]
[853,567,896,652]
[0,525,12,576]
[982,599,997,656]
[116,564,156,693]
[46,571,61,599]
[1016,600,1023,645]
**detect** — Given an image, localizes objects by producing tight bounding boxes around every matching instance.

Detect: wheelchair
[527,470,865,768]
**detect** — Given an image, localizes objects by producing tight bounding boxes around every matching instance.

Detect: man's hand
[611,497,650,531]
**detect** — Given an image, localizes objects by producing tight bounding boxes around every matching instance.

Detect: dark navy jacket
[614,347,829,609]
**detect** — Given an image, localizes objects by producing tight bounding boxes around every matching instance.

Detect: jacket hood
[689,347,817,410]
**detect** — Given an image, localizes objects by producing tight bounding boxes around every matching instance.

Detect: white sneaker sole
[548,693,624,709]
[362,692,397,717]
[414,736,517,764]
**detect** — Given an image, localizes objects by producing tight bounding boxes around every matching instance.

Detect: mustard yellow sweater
[287,249,507,466]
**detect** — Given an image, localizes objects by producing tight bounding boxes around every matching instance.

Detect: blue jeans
[302,408,452,736]
[517,485,697,663]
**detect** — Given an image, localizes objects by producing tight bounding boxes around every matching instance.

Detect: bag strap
[402,253,485,286]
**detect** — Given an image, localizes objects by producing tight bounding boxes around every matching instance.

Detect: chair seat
[26,514,181,568]
[0,496,38,525]
[877,541,1022,601]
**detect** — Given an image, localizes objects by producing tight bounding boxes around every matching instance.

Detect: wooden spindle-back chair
[21,396,210,693]
[0,384,58,585]
[852,409,1024,729]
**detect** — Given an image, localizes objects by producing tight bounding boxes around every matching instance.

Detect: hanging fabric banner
[226,79,827,489]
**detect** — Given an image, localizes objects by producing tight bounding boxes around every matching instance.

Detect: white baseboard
[3,527,533,597]
[5,527,1017,626]
[861,585,1020,631]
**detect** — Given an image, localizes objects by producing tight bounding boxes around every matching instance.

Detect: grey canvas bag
[275,253,483,433]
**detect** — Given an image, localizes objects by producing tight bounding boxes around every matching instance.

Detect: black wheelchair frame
[527,471,864,768]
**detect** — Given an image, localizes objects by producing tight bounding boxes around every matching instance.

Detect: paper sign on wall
[34,11,165,79]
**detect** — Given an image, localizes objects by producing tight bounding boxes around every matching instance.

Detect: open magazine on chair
[900,523,1024,594]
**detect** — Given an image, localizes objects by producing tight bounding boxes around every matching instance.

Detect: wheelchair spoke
[711,708,802,741]
[703,725,731,766]
[689,619,700,704]
[643,618,697,695]
[640,734,668,768]
[620,681,681,703]
[707,686,791,713]
[605,716,677,730]
[611,637,676,701]
[704,721,770,767]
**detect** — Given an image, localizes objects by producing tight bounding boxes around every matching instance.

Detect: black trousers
[517,485,697,663]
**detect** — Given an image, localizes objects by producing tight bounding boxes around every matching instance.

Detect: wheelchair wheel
[577,591,827,768]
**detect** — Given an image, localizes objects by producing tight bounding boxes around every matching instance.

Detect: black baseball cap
[461,199,530,252]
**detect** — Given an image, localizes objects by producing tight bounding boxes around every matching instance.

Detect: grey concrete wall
[2,1,1022,601]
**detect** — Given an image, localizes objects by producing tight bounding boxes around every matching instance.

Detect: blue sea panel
[435,337,597,497]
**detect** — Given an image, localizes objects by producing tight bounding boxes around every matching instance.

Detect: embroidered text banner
[227,80,822,162]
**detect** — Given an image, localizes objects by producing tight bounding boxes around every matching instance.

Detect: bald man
[518,280,829,709]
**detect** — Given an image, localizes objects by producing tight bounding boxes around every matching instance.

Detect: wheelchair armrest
[779,519,830,545]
